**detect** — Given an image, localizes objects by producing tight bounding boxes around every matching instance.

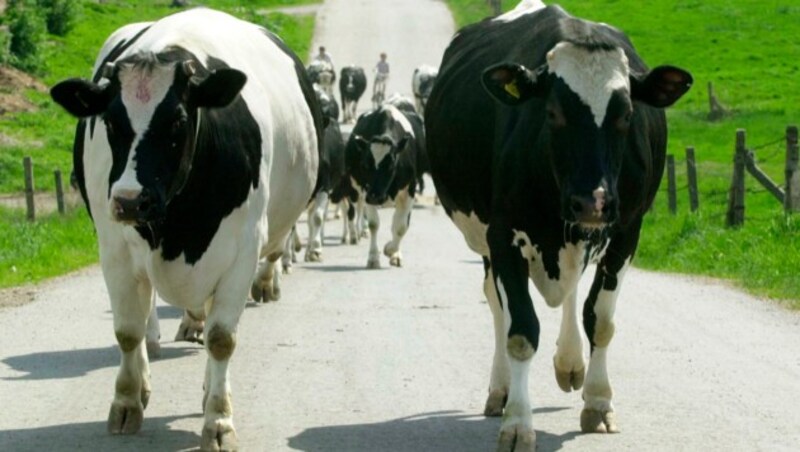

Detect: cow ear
[50,79,111,118]
[190,68,247,108]
[631,65,693,108]
[481,62,547,106]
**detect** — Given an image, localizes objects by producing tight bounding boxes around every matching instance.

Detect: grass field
[0,0,316,288]
[443,0,800,306]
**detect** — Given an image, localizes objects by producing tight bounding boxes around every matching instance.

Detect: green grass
[443,0,800,306]
[0,206,98,288]
[0,1,315,288]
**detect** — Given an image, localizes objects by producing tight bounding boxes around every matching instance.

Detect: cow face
[354,132,409,205]
[51,51,246,226]
[481,42,691,229]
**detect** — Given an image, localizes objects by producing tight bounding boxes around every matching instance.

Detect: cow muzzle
[567,187,615,229]
[111,189,160,225]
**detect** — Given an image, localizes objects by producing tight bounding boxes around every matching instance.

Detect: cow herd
[48,1,691,451]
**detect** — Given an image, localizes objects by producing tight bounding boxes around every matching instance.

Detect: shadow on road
[2,344,199,381]
[0,413,202,451]
[301,264,387,273]
[288,408,580,452]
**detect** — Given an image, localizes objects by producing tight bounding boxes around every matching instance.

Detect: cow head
[413,66,438,112]
[351,105,414,205]
[481,41,691,229]
[51,50,246,226]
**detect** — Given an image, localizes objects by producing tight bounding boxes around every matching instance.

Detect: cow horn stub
[102,62,116,80]
[182,60,196,77]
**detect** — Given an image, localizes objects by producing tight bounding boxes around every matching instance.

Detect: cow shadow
[288,408,580,452]
[0,413,201,452]
[1,343,199,381]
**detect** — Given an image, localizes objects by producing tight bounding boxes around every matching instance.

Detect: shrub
[5,0,46,73]
[37,0,80,36]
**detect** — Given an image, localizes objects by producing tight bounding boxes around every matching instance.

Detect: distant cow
[346,95,426,268]
[303,85,346,263]
[307,59,336,97]
[425,1,691,450]
[411,64,438,117]
[50,8,321,450]
[339,65,367,123]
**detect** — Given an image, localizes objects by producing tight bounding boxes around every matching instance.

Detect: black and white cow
[307,59,336,98]
[302,85,346,263]
[339,65,367,123]
[425,1,692,450]
[411,64,438,117]
[345,95,426,268]
[50,9,321,450]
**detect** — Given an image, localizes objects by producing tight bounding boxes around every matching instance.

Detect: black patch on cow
[72,119,91,219]
[339,66,367,101]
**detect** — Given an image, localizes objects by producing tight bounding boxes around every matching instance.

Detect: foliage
[4,0,47,73]
[0,206,98,288]
[442,0,800,305]
[37,0,81,36]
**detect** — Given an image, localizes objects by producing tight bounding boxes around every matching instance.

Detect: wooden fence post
[686,147,699,212]
[54,169,65,214]
[785,125,800,212]
[666,154,677,214]
[727,129,746,227]
[23,156,35,221]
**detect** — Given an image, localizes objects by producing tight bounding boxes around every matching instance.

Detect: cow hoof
[146,339,161,359]
[349,237,359,245]
[269,287,281,301]
[497,424,536,452]
[141,387,151,409]
[107,401,144,435]
[341,236,348,244]
[366,258,381,269]
[553,356,585,392]
[580,409,619,434]
[389,255,402,267]
[305,250,321,262]
[201,420,238,451]
[484,388,507,417]
[250,283,264,302]
[282,264,293,275]
[175,322,204,344]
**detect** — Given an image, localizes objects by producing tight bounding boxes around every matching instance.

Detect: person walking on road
[372,52,389,107]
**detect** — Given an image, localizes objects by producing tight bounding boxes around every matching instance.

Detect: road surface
[2,1,800,451]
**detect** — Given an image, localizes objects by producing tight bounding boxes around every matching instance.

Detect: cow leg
[489,224,538,452]
[580,229,638,434]
[365,204,381,269]
[383,188,413,267]
[145,291,161,358]
[553,289,586,392]
[200,273,249,451]
[106,266,154,435]
[251,253,282,302]
[305,191,328,262]
[357,194,368,238]
[482,258,510,416]
[175,308,205,343]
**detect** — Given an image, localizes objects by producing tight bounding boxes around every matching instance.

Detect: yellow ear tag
[504,81,520,99]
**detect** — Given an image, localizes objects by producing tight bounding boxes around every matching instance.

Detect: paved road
[2,1,800,451]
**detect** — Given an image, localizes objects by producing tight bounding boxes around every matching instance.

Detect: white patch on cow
[524,237,586,308]
[512,229,537,262]
[583,258,630,412]
[496,277,512,337]
[547,42,630,127]
[370,140,392,169]
[384,104,415,138]
[493,0,546,22]
[451,210,489,256]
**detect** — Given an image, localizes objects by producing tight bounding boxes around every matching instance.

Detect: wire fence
[660,125,799,227]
